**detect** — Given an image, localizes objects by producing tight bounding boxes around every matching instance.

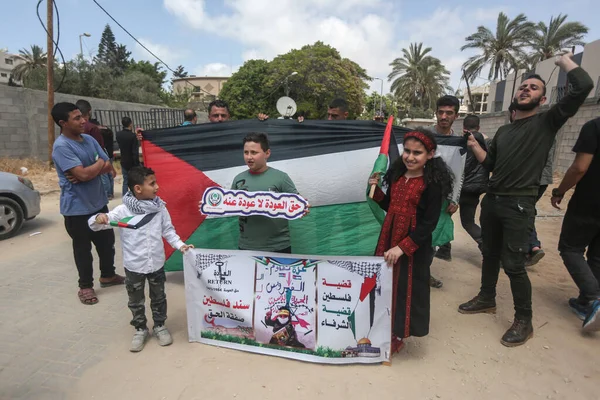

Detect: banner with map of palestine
[141,119,466,271]
[183,248,393,364]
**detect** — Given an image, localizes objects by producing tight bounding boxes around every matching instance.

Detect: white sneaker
[130,329,149,352]
[153,325,173,346]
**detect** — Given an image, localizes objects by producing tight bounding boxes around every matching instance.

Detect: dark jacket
[462,131,489,194]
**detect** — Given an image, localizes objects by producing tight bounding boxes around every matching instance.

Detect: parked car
[0,172,41,240]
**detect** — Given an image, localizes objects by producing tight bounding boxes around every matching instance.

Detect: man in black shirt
[552,115,600,332]
[116,116,140,197]
[460,115,488,253]
[458,52,593,347]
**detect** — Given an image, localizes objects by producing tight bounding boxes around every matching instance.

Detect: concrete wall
[453,98,600,174]
[0,84,163,160]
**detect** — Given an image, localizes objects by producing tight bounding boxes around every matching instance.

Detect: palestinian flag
[109,213,157,229]
[141,120,465,272]
[366,116,399,224]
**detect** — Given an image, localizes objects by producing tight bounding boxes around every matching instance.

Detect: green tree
[461,12,535,82]
[171,64,188,85]
[96,24,117,65]
[361,92,396,119]
[220,42,369,119]
[388,43,451,110]
[529,14,588,61]
[10,45,47,84]
[218,59,272,119]
[127,60,167,87]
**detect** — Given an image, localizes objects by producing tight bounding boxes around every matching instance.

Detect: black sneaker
[501,318,533,347]
[434,247,452,262]
[429,276,443,289]
[568,298,590,321]
[458,295,496,314]
[525,249,545,267]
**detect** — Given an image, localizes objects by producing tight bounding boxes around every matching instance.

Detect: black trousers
[125,268,167,330]
[558,208,600,303]
[64,205,116,289]
[479,194,536,320]
[459,192,483,246]
[528,185,548,252]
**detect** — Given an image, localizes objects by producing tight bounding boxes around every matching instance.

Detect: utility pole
[46,0,55,164]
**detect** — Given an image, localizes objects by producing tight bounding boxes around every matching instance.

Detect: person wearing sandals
[51,103,123,306]
[89,166,194,352]
[369,130,453,354]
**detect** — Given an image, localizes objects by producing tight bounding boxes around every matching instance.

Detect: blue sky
[2,0,598,95]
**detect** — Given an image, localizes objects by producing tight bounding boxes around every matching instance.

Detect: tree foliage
[388,43,452,111]
[10,45,47,84]
[219,42,369,119]
[529,14,588,61]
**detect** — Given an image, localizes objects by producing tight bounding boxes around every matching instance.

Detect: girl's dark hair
[383,129,454,199]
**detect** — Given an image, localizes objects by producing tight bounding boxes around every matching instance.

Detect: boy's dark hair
[463,114,480,131]
[436,95,460,113]
[208,99,229,113]
[184,109,197,121]
[243,132,270,152]
[328,98,348,112]
[127,166,155,192]
[75,99,92,116]
[524,74,547,95]
[122,116,132,128]
[51,102,78,127]
[384,128,454,199]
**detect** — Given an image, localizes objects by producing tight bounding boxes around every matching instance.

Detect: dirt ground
[55,184,596,400]
[8,172,597,400]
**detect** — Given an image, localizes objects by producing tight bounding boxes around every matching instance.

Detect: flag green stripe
[164,202,381,272]
[366,153,388,226]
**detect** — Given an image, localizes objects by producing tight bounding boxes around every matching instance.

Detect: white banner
[200,187,308,220]
[184,249,393,364]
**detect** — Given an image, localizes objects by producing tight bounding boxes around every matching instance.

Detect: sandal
[99,274,125,288]
[78,288,99,305]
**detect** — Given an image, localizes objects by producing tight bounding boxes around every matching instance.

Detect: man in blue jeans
[116,116,140,197]
[51,102,123,305]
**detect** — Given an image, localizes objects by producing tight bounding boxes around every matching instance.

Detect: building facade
[172,76,229,102]
[0,49,25,85]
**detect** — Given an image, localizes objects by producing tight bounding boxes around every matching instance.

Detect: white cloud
[134,38,187,65]
[193,62,239,77]
[163,0,508,95]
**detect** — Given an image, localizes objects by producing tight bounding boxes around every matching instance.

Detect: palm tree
[529,14,588,61]
[388,43,451,110]
[10,45,47,83]
[461,12,535,82]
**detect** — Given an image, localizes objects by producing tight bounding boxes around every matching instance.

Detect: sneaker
[582,300,600,333]
[568,298,589,321]
[500,318,533,347]
[130,328,149,352]
[434,247,452,262]
[525,249,545,267]
[153,325,173,346]
[429,276,443,289]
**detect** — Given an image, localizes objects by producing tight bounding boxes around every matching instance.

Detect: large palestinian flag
[141,120,466,272]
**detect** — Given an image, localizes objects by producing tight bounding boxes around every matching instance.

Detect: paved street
[0,193,128,400]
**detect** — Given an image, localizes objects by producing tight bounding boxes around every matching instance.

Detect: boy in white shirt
[89,166,193,352]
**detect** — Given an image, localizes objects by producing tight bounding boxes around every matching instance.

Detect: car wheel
[0,197,24,240]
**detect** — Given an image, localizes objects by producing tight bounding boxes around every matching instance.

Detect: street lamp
[284,71,298,97]
[79,33,91,58]
[373,77,384,116]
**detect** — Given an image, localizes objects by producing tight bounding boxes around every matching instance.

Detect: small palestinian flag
[109,213,158,229]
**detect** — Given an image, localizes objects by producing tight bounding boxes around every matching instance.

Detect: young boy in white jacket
[89,166,193,352]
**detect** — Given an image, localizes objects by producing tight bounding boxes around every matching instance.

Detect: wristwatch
[551,188,564,198]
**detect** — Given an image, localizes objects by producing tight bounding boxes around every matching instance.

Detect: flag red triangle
[359,274,377,302]
[142,141,219,259]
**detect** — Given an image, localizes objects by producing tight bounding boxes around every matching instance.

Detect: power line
[91,0,213,97]
[36,0,67,92]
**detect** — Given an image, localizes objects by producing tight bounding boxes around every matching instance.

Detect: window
[5,58,13,65]
[0,73,7,78]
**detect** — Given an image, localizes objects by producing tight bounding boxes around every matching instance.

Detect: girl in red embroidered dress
[369,129,453,354]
